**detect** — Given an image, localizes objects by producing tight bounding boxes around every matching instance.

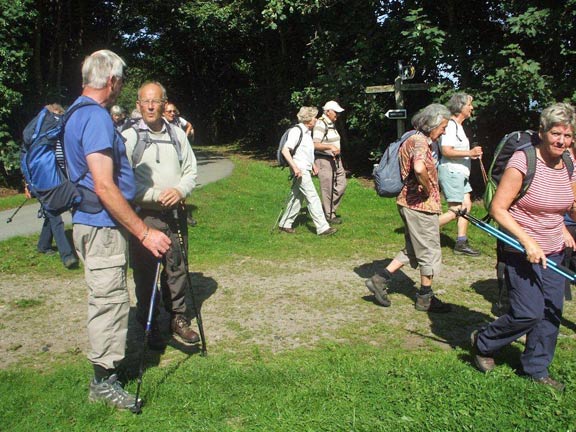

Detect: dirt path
[0,255,518,370]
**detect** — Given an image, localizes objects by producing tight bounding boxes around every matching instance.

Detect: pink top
[507,150,574,255]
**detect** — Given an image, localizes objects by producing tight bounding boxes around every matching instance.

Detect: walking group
[281,94,576,393]
[19,48,576,412]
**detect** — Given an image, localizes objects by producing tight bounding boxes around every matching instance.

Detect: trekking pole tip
[130,400,143,415]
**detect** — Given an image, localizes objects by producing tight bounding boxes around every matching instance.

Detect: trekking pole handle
[458,209,576,283]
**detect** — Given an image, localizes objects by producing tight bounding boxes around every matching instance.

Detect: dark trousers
[477,252,564,378]
[37,211,74,262]
[130,209,189,324]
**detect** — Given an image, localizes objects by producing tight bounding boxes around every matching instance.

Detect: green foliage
[401,8,446,66]
[1,0,576,188]
[0,0,35,178]
[481,44,553,119]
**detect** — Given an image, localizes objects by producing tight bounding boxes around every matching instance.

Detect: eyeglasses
[138,99,164,107]
[165,110,176,113]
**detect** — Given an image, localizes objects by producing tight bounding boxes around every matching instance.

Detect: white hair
[82,50,126,89]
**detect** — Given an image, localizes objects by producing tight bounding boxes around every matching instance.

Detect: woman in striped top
[471,102,576,391]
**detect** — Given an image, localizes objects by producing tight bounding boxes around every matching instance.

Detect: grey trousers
[130,209,189,324]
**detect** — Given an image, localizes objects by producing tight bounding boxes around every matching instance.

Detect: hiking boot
[171,314,200,344]
[319,227,337,236]
[279,226,296,234]
[454,240,481,256]
[38,248,56,256]
[470,330,495,373]
[415,292,452,313]
[63,256,79,269]
[89,374,141,410]
[327,217,342,225]
[365,275,391,307]
[532,376,565,392]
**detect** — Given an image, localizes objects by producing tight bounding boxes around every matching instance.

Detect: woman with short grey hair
[365,103,452,313]
[471,102,576,391]
[296,106,318,123]
[437,93,483,256]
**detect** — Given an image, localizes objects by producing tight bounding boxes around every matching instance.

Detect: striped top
[508,150,574,255]
[312,115,340,156]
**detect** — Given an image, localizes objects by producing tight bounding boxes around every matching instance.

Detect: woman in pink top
[471,103,576,391]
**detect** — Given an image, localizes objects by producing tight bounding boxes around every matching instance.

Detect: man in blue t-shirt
[64,50,171,411]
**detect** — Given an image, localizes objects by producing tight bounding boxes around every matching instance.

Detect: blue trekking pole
[131,259,162,414]
[458,209,576,283]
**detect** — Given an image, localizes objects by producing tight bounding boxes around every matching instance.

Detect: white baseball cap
[322,100,345,113]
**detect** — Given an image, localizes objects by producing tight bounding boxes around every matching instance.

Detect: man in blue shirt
[64,50,171,410]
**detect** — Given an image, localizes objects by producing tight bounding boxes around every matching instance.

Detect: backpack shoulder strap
[562,151,574,179]
[291,125,304,155]
[130,121,183,166]
[164,121,183,163]
[313,118,329,142]
[519,145,537,200]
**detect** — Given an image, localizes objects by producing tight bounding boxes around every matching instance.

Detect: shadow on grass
[123,271,217,380]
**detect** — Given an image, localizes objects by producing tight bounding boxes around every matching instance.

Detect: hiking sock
[457,236,467,243]
[380,269,393,281]
[93,364,113,382]
[418,285,433,296]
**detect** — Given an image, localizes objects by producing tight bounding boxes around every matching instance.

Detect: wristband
[140,226,150,243]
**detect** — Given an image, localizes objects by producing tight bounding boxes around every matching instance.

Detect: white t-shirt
[285,124,314,172]
[439,119,470,176]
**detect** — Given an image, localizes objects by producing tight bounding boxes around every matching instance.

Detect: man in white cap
[313,100,347,224]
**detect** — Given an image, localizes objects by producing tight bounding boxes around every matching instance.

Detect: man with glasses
[164,102,194,139]
[64,51,171,410]
[123,82,199,349]
[313,100,347,224]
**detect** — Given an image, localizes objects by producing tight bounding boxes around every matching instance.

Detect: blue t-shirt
[64,96,136,227]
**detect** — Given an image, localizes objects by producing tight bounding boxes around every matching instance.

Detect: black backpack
[484,130,573,212]
[276,125,303,167]
[20,101,102,216]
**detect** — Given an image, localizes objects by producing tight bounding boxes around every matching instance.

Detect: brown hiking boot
[532,376,565,392]
[171,314,200,344]
[415,292,451,313]
[470,330,496,373]
[365,274,391,307]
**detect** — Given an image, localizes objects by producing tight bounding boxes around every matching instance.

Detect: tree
[0,0,35,185]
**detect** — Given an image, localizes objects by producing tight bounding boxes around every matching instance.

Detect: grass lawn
[1,148,576,431]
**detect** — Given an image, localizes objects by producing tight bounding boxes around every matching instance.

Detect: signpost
[384,109,407,119]
[365,61,430,138]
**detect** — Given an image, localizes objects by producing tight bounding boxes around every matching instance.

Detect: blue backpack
[373,130,418,197]
[20,102,100,216]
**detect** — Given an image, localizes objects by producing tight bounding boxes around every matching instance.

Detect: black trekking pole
[131,259,162,414]
[329,158,338,220]
[271,176,298,233]
[6,198,28,223]
[458,209,576,283]
[172,207,207,356]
